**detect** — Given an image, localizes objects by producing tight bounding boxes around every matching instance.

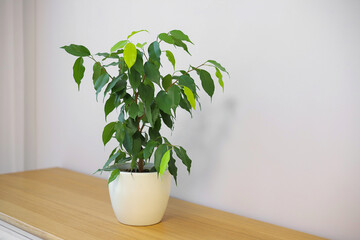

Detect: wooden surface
[0,168,326,240]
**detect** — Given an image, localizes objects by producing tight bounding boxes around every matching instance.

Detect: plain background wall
[33,0,360,239]
[0,0,26,173]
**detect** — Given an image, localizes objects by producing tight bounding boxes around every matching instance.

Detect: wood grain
[0,168,326,240]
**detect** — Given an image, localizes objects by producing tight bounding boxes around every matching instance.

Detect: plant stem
[143,50,149,61]
[187,62,206,73]
[165,80,178,92]
[88,55,114,80]
[139,121,145,132]
[135,90,144,172]
[138,157,144,172]
[166,62,206,92]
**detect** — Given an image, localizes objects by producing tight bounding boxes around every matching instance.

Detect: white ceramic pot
[108,167,171,226]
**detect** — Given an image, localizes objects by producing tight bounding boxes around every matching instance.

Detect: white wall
[34,0,360,239]
[0,0,25,173]
[0,0,37,174]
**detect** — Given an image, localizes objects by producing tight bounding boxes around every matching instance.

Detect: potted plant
[61,29,229,226]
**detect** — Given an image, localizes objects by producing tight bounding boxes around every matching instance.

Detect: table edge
[0,212,62,240]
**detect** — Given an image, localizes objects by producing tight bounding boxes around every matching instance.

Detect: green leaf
[160,110,173,129]
[73,57,85,90]
[215,67,224,92]
[162,74,172,90]
[138,101,145,117]
[168,153,177,184]
[143,78,154,89]
[138,83,154,105]
[129,102,139,119]
[126,118,138,135]
[158,33,174,44]
[196,69,215,98]
[143,140,158,159]
[183,86,196,110]
[132,132,142,158]
[115,152,129,164]
[132,50,144,75]
[123,94,133,105]
[167,84,181,109]
[173,38,191,55]
[109,147,118,160]
[207,60,229,76]
[129,69,141,90]
[131,156,137,171]
[138,102,145,117]
[165,50,175,70]
[127,29,148,39]
[123,94,132,104]
[110,40,128,53]
[108,169,120,185]
[94,73,110,99]
[148,41,161,63]
[155,91,172,115]
[169,30,193,44]
[104,62,119,67]
[123,130,133,154]
[177,74,196,94]
[102,122,116,146]
[144,61,160,85]
[111,75,127,93]
[102,161,129,172]
[103,150,121,169]
[149,117,161,142]
[145,103,153,126]
[92,62,103,85]
[61,44,90,57]
[123,42,137,69]
[160,149,171,176]
[118,105,125,123]
[154,144,168,172]
[179,94,192,115]
[96,52,110,57]
[149,127,160,143]
[115,151,126,163]
[104,75,122,97]
[104,95,116,120]
[106,52,121,59]
[174,146,192,173]
[136,42,147,49]
[118,57,127,74]
[152,106,161,129]
[114,122,125,144]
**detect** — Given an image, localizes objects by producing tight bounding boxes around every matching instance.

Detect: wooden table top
[0,168,325,240]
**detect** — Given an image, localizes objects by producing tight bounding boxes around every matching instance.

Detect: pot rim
[117,170,168,175]
[115,163,168,175]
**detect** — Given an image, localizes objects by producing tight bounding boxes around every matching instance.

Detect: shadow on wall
[175,96,238,182]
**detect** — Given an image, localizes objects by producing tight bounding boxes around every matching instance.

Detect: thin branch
[134,92,139,104]
[187,62,206,74]
[165,80,178,92]
[139,113,146,120]
[89,55,97,62]
[166,62,206,92]
[142,49,149,61]
[88,55,114,80]
[139,121,145,132]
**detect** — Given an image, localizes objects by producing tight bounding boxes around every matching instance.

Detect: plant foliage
[61,30,229,184]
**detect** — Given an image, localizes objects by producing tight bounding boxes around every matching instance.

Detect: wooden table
[0,168,325,240]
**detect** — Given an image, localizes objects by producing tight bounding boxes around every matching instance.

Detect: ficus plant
[61,29,229,184]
